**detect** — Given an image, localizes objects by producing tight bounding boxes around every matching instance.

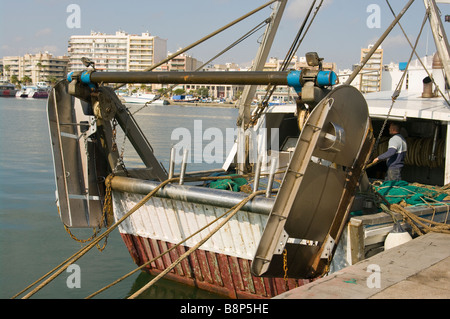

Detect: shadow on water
[127,271,227,299]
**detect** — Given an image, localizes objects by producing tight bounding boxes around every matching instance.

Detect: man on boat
[371,122,407,181]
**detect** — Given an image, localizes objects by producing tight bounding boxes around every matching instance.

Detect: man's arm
[372,147,396,164]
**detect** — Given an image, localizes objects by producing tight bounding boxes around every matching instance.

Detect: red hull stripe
[120,233,310,299]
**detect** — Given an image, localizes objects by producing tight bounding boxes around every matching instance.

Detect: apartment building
[164,51,203,72]
[68,31,167,72]
[359,45,383,93]
[2,52,69,84]
[263,56,336,72]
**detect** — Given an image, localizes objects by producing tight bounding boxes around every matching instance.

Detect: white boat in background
[16,86,39,98]
[32,82,50,98]
[16,86,34,98]
[120,92,170,105]
[16,82,51,98]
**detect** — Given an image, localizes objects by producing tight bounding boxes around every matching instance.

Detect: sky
[0,0,449,70]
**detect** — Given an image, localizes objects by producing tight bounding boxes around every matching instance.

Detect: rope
[390,204,450,235]
[13,172,272,299]
[11,175,114,299]
[13,176,179,299]
[372,137,445,168]
[112,0,278,90]
[249,0,324,128]
[385,0,450,107]
[127,190,266,299]
[85,188,270,298]
[366,181,450,237]
[369,10,429,163]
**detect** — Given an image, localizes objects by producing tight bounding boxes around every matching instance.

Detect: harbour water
[0,97,237,299]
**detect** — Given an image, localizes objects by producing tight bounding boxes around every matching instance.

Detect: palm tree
[36,62,43,83]
[4,65,11,81]
[21,76,32,85]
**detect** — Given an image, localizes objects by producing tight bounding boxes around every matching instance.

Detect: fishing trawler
[46,0,450,299]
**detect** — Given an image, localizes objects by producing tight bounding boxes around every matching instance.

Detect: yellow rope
[85,189,266,298]
[14,176,179,299]
[365,180,450,239]
[127,190,266,299]
[13,173,268,299]
[390,203,450,235]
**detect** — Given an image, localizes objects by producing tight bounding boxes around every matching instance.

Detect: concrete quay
[275,232,450,299]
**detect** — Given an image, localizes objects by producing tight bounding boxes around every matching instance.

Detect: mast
[236,0,287,127]
[424,0,450,88]
[235,0,286,174]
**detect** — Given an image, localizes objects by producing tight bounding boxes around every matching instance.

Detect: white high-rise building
[68,31,167,73]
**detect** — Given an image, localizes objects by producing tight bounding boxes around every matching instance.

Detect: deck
[274,232,450,299]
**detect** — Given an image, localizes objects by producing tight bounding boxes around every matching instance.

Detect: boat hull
[120,233,310,299]
[111,185,311,298]
[0,89,18,97]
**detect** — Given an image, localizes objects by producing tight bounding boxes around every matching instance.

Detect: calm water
[0,97,237,299]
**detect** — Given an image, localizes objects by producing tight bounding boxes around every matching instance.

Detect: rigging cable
[369,10,429,161]
[115,19,272,168]
[385,0,450,107]
[112,0,279,90]
[132,18,271,116]
[249,0,324,128]
[12,173,268,299]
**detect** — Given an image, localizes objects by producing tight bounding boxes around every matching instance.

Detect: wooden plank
[228,256,245,291]
[206,251,224,287]
[158,240,175,273]
[216,253,237,299]
[349,218,365,264]
[166,242,184,275]
[120,233,141,265]
[186,246,203,281]
[141,237,157,268]
[264,277,276,298]
[196,249,214,284]
[131,235,147,266]
[135,236,150,266]
[275,233,450,299]
[148,238,165,269]
[251,266,268,296]
[239,258,256,294]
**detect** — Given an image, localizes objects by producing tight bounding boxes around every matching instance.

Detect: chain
[110,118,129,175]
[62,175,114,252]
[111,119,118,152]
[95,175,114,251]
[321,253,332,277]
[283,248,289,290]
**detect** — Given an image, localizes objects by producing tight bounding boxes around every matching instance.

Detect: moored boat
[121,93,169,105]
[0,81,18,97]
[44,0,450,299]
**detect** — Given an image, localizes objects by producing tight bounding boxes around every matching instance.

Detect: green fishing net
[374,180,448,205]
[209,175,248,192]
